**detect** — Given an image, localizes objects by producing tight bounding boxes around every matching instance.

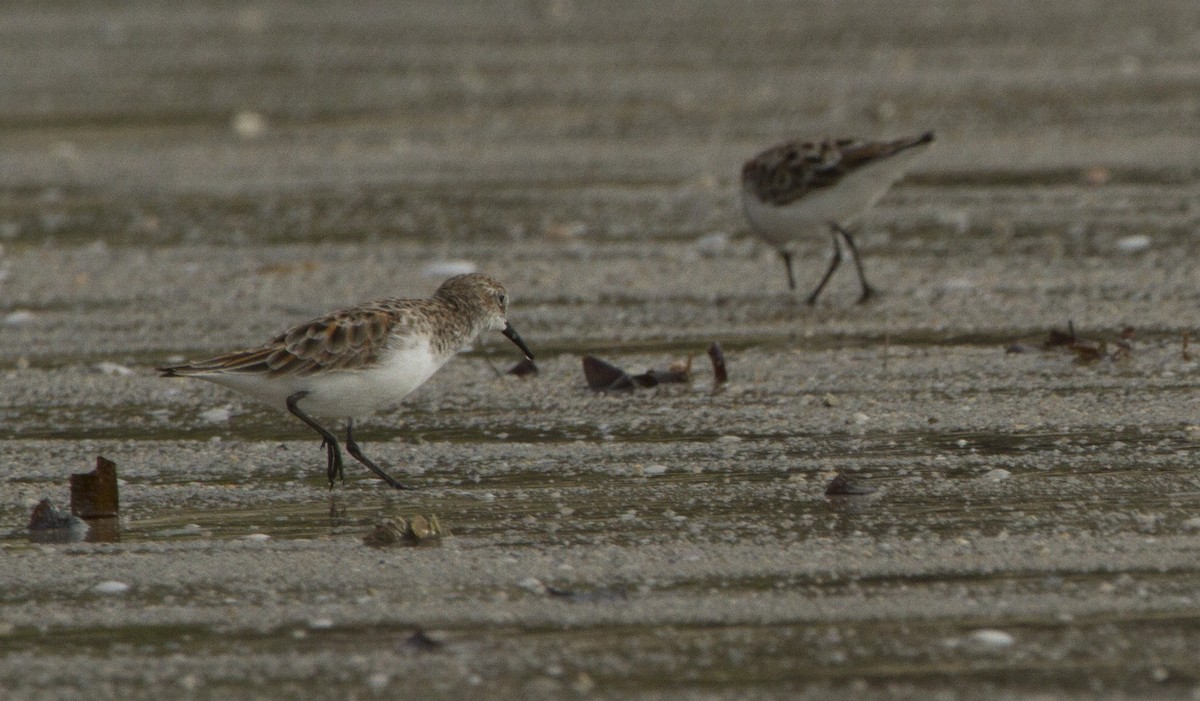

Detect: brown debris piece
[825,472,876,496]
[1069,340,1107,365]
[708,342,728,387]
[582,354,692,392]
[1030,321,1135,365]
[507,357,539,377]
[1042,321,1078,349]
[70,456,119,519]
[401,629,444,652]
[583,355,637,391]
[638,355,692,386]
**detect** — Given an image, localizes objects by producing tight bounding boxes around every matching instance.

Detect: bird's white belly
[203,342,445,418]
[743,151,921,250]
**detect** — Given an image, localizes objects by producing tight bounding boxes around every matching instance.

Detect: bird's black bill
[502,322,535,361]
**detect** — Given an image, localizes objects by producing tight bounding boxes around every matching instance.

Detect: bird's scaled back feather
[744,134,931,207]
[162,302,424,378]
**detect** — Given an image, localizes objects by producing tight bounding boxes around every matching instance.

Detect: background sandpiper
[741,131,935,304]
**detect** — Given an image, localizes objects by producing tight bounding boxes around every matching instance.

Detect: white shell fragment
[967,628,1016,650]
[1114,235,1151,253]
[91,580,131,595]
[94,361,135,376]
[3,310,35,326]
[517,577,547,595]
[231,110,267,139]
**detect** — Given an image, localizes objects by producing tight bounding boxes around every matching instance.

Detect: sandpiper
[741,131,934,304]
[160,273,534,489]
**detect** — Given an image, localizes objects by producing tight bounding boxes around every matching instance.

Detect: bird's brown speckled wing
[745,134,931,207]
[162,301,426,378]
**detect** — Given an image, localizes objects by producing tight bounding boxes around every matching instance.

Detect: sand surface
[2,2,1200,699]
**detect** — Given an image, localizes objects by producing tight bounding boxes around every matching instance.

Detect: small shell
[363,516,446,547]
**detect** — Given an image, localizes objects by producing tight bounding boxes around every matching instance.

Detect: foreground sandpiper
[159,273,534,489]
[741,131,934,304]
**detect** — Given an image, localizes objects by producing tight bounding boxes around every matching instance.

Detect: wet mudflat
[3,1,1200,699]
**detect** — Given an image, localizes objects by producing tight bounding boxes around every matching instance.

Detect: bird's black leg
[779,250,798,292]
[286,391,345,488]
[318,438,345,485]
[805,228,844,306]
[833,223,877,304]
[345,419,414,490]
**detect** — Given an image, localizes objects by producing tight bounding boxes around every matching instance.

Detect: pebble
[517,577,547,595]
[177,673,200,691]
[966,628,1015,651]
[691,231,731,255]
[1133,513,1162,531]
[3,310,35,326]
[366,673,390,691]
[91,580,130,595]
[231,110,267,139]
[1115,234,1151,253]
[571,671,596,694]
[199,406,232,423]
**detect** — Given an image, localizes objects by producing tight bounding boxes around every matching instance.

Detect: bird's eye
[497,292,508,308]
